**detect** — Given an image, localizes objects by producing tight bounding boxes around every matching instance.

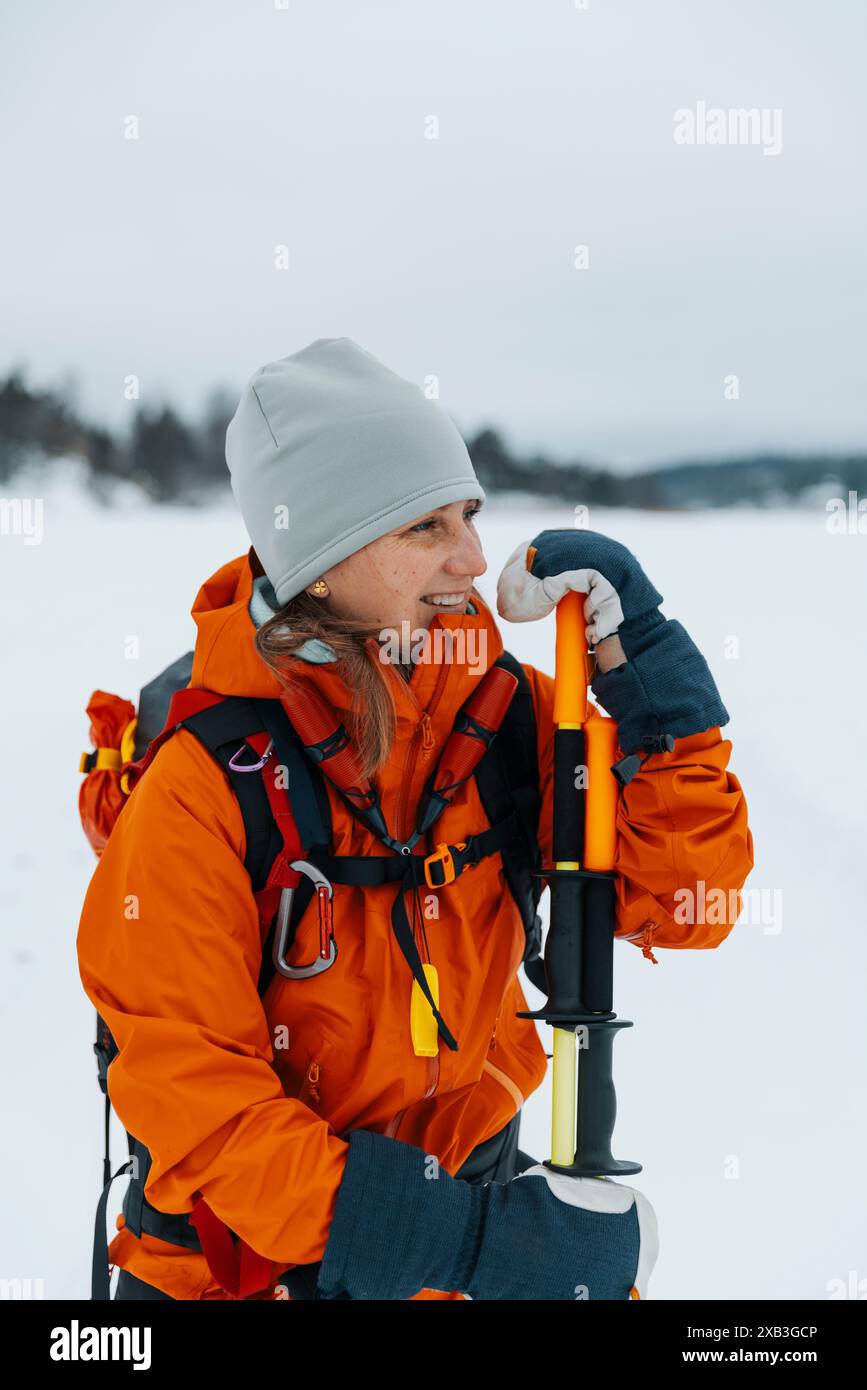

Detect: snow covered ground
[2,459,865,1300]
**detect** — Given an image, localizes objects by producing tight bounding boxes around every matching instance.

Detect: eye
[409,505,483,535]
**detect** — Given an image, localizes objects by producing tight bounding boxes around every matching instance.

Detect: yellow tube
[551,1026,577,1166]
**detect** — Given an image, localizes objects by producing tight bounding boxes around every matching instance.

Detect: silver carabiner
[273,860,336,980]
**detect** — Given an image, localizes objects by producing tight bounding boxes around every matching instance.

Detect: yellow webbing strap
[79,748,123,773]
[79,717,138,791]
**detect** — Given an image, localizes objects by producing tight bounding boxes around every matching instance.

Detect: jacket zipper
[483,1004,524,1107]
[489,1000,503,1053]
[384,1047,439,1141]
[394,660,448,845]
[384,651,451,1138]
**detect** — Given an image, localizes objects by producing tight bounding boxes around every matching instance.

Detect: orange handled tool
[518,588,641,1178]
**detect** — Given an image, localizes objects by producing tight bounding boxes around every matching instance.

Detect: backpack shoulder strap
[178,696,286,892]
[179,695,333,999]
[250,697,333,998]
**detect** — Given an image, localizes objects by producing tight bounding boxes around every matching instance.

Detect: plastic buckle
[423,841,468,889]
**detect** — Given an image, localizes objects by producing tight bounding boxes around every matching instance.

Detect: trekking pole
[518,589,641,1178]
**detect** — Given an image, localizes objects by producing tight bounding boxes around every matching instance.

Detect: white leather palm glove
[495,529,730,757]
[507,1166,659,1299]
[497,539,625,644]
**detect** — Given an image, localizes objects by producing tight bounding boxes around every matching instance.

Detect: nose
[444,526,487,581]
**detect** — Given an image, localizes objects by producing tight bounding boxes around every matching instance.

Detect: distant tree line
[1,365,865,508]
[0,367,236,503]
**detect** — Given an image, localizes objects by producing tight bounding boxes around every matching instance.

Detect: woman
[77,338,753,1300]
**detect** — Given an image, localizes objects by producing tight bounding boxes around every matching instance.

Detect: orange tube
[583,716,619,871]
[553,590,587,727]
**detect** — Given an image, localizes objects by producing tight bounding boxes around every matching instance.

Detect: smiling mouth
[420,591,470,609]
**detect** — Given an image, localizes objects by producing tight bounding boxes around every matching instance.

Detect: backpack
[79,648,546,1299]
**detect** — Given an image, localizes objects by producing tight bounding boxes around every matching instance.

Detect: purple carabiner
[227,736,274,773]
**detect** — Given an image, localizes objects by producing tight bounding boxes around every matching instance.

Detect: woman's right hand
[461,1163,659,1301]
[315,1128,659,1301]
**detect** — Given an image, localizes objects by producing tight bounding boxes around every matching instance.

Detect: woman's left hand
[496,527,731,756]
[497,529,664,654]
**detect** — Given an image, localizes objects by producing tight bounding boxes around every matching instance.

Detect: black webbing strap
[92,1158,135,1300]
[306,813,522,1052]
[390,851,459,1048]
[390,819,521,1051]
[304,812,520,889]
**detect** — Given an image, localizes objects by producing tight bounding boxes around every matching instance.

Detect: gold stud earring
[309,579,330,597]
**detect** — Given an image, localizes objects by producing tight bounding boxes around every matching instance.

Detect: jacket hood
[188,549,506,734]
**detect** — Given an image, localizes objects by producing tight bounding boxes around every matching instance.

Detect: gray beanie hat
[225,337,486,606]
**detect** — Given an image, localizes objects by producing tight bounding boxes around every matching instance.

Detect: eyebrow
[436,499,485,514]
[406,499,485,528]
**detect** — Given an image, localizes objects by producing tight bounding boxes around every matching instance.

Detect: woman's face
[316,498,487,633]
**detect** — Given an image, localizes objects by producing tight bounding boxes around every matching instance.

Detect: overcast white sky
[1,0,864,469]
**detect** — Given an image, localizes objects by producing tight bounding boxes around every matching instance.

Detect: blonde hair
[251,572,397,784]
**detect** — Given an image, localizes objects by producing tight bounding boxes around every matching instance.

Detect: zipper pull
[305,1060,320,1103]
[640,924,659,965]
[420,712,434,756]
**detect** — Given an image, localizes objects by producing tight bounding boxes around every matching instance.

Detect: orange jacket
[76,552,754,1300]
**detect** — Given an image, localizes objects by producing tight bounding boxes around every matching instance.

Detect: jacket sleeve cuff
[316,1128,484,1300]
[591,619,729,754]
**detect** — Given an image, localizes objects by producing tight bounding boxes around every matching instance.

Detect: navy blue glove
[316,1129,657,1301]
[497,529,729,755]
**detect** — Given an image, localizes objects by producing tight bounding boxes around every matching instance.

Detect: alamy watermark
[826,1269,867,1299]
[50,1320,151,1369]
[0,1276,45,1298]
[378,621,487,676]
[674,102,783,156]
[674,879,782,934]
[0,496,43,545]
[825,491,867,534]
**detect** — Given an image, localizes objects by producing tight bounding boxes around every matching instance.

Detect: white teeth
[423,593,466,606]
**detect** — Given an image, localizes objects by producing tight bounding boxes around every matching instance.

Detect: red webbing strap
[188,1197,275,1300]
[243,730,305,901]
[123,688,226,789]
[261,735,305,885]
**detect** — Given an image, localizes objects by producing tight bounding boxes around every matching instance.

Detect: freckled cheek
[389,559,426,596]
[370,541,436,603]
[365,556,415,606]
